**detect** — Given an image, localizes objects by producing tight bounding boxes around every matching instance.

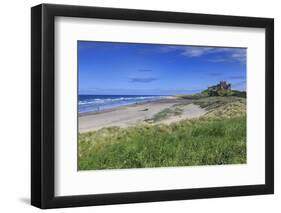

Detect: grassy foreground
[78,97,246,170]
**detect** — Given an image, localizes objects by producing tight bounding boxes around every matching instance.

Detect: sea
[78,95,166,113]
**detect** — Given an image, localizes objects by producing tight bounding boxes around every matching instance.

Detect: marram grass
[78,115,246,170]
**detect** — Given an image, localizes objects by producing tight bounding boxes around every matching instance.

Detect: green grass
[192,96,245,110]
[78,115,246,170]
[178,89,246,99]
[192,96,246,118]
[149,107,183,122]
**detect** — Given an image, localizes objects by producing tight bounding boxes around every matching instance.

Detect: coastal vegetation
[78,81,246,170]
[148,107,183,122]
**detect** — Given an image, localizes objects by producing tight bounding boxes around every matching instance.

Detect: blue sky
[78,41,246,95]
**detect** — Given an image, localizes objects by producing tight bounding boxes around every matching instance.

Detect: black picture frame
[31,3,274,209]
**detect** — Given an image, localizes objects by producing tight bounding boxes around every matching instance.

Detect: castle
[208,81,231,92]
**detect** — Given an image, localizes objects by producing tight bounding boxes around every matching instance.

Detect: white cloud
[181,47,214,57]
[160,46,246,63]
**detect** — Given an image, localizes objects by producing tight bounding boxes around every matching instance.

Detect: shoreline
[79,96,177,117]
[79,96,206,133]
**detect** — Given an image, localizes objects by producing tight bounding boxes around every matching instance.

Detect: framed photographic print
[31,4,274,209]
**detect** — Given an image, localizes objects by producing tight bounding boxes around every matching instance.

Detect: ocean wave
[78,95,165,113]
[79,96,162,105]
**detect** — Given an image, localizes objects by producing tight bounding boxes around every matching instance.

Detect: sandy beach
[79,97,206,133]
